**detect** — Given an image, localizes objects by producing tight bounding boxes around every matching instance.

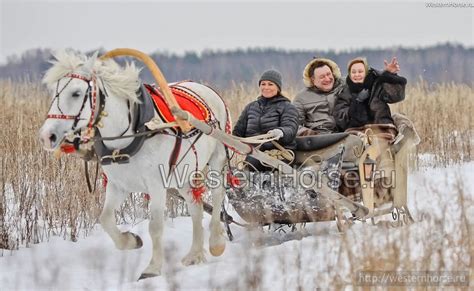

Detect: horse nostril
[50,134,57,143]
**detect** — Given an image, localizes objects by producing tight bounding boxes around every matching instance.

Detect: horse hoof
[182,252,206,266]
[209,244,225,256]
[138,272,159,281]
[130,233,143,249]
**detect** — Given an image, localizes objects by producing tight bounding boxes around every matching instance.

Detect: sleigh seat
[295,132,349,151]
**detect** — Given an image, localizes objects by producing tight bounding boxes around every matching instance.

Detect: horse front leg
[208,182,226,256]
[99,184,143,250]
[139,190,166,279]
[180,188,207,266]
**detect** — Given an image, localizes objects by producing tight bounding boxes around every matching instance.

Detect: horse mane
[43,50,142,103]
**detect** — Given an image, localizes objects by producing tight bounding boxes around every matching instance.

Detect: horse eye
[72,91,81,98]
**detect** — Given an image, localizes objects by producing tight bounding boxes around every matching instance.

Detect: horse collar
[94,84,155,165]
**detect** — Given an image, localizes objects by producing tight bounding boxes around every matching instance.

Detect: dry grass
[342,172,473,288]
[0,80,105,250]
[391,81,473,166]
[0,79,472,288]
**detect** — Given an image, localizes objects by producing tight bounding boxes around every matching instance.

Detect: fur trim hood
[303,58,342,88]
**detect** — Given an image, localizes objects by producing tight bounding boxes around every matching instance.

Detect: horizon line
[2,41,472,65]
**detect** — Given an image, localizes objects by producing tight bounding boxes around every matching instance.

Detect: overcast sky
[1,0,472,64]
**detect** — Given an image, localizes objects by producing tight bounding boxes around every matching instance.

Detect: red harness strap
[190,143,205,203]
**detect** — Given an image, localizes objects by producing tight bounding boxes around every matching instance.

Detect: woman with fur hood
[233,69,299,171]
[334,57,407,131]
[293,58,345,135]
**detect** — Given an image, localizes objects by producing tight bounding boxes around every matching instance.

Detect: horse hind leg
[99,184,143,250]
[207,144,227,257]
[180,187,207,266]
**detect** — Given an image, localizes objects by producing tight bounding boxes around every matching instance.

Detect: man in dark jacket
[334,57,407,131]
[233,69,299,170]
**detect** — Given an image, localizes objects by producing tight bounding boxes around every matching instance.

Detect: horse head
[38,50,141,151]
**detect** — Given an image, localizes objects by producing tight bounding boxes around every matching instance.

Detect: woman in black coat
[334,57,407,131]
[232,69,299,171]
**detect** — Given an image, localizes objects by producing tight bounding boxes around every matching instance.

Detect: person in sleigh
[333,56,407,131]
[293,57,345,136]
[232,69,299,171]
[333,57,420,207]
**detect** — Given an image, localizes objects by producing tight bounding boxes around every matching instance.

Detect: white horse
[38,51,228,279]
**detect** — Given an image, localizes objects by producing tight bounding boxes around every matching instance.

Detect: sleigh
[174,111,419,235]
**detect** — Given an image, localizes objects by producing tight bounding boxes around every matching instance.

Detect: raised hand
[384,57,400,74]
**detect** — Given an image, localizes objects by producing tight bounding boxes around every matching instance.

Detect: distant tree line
[1,43,472,90]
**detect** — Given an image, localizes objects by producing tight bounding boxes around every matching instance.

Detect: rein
[93,121,178,141]
[84,159,100,193]
[234,133,280,144]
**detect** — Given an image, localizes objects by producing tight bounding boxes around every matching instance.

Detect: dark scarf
[346,68,378,93]
[346,76,365,93]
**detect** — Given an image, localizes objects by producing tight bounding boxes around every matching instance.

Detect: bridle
[46,72,105,145]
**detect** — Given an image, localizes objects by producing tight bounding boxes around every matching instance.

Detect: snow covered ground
[1,161,473,290]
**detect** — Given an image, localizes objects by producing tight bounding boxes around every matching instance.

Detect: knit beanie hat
[259,69,282,91]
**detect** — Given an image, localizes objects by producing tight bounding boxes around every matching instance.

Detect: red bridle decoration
[84,75,98,136]
[46,73,98,130]
[66,73,90,82]
[46,114,77,120]
[46,72,100,153]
